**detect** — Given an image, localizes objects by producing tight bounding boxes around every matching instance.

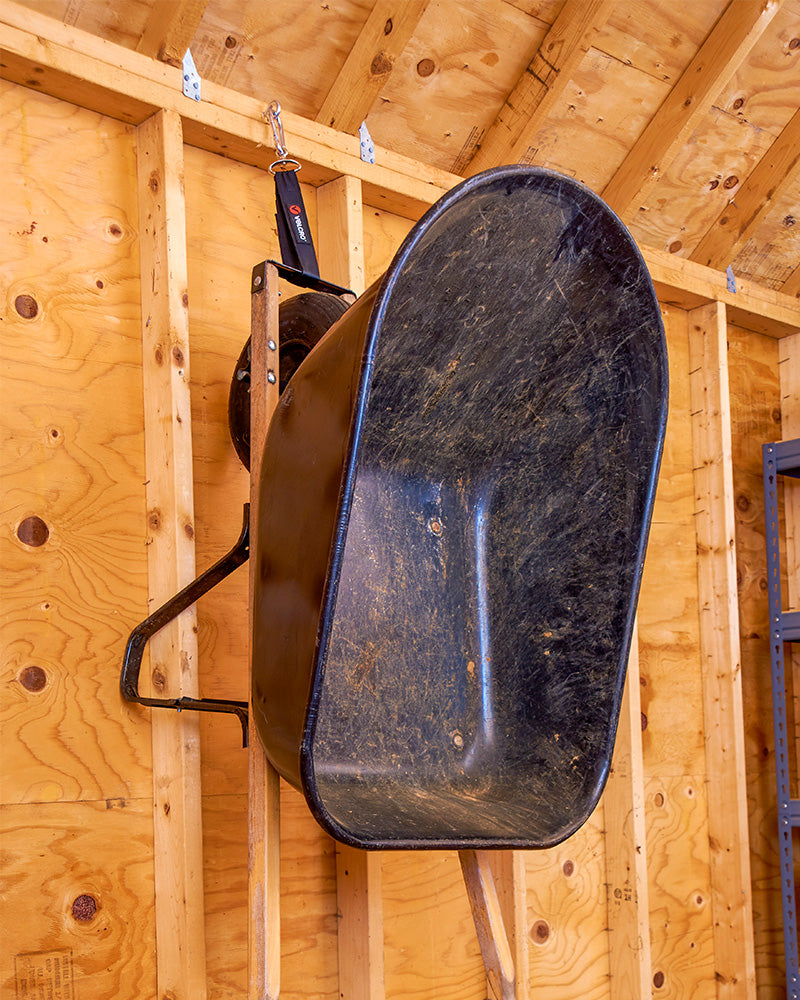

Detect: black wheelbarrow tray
[251,165,668,850]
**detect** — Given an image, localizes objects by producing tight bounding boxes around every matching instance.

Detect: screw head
[253,274,263,287]
[267,370,276,384]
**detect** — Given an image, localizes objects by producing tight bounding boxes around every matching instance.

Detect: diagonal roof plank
[315,0,429,135]
[690,106,800,270]
[465,0,614,177]
[135,0,208,68]
[602,0,785,223]
[781,263,800,300]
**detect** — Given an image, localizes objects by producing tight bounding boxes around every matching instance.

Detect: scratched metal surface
[253,167,668,849]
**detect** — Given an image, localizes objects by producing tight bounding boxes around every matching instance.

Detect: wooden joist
[136,0,209,67]
[315,0,429,135]
[136,107,207,1000]
[603,624,651,1000]
[466,0,613,176]
[247,266,282,1000]
[691,106,800,270]
[602,0,785,221]
[688,300,757,1000]
[0,0,459,219]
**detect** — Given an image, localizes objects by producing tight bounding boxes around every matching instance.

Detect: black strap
[274,170,319,277]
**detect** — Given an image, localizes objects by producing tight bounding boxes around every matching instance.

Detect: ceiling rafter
[691,106,800,270]
[602,0,785,223]
[315,0,429,135]
[782,264,800,300]
[465,0,613,177]
[135,0,209,67]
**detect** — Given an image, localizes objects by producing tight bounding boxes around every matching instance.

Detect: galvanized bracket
[182,48,201,102]
[120,504,250,746]
[359,121,375,164]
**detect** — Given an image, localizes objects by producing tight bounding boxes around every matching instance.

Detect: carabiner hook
[266,100,300,173]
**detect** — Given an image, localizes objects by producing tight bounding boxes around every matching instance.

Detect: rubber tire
[228,291,350,470]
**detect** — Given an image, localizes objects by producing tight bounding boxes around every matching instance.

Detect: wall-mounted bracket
[182,48,201,101]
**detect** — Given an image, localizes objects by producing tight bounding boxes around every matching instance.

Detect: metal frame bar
[763,439,800,1000]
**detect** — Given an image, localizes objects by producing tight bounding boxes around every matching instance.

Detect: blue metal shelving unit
[763,439,800,1000]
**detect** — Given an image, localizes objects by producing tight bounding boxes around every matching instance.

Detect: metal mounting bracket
[182,48,201,102]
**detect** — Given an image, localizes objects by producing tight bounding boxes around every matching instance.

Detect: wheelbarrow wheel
[228,291,350,470]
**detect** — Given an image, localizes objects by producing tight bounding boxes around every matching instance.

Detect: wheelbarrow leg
[248,263,282,1000]
[460,850,516,1000]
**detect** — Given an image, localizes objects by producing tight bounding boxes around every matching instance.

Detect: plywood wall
[0,74,794,1000]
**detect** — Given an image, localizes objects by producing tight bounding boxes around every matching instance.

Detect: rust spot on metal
[14,294,38,318]
[417,58,435,77]
[72,895,97,922]
[17,515,49,547]
[19,665,47,692]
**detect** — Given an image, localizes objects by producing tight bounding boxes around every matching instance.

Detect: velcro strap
[274,170,319,277]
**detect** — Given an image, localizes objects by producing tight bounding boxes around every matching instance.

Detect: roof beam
[782,265,800,300]
[0,0,460,218]
[316,0,429,134]
[691,106,800,269]
[602,0,785,222]
[466,0,613,176]
[136,0,209,67]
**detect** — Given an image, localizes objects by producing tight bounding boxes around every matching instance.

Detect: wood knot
[531,919,550,944]
[19,665,47,692]
[72,894,97,922]
[370,51,393,76]
[416,58,435,77]
[152,667,166,692]
[149,171,160,192]
[14,294,39,318]
[172,346,185,367]
[148,509,161,531]
[17,515,49,547]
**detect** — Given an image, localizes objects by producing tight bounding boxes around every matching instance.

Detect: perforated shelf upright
[763,438,800,1000]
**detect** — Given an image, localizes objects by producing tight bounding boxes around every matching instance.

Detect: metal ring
[269,157,301,174]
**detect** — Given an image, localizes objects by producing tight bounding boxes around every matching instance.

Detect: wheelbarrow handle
[120,503,251,747]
